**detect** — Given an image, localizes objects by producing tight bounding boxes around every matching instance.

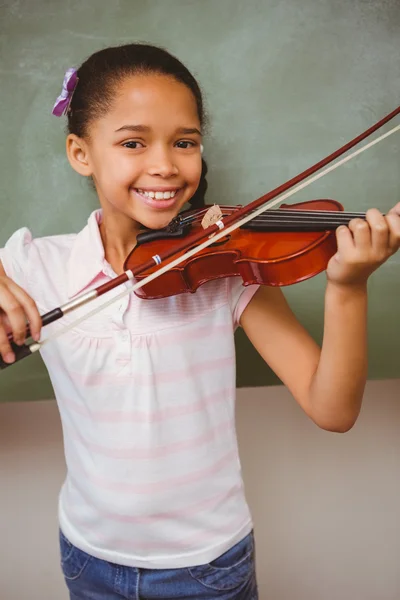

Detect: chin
[136,211,176,231]
[134,203,188,231]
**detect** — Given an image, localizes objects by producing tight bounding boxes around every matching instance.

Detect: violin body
[125,199,343,299]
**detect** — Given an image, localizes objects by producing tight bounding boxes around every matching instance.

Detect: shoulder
[239,285,291,325]
[0,211,100,280]
[0,227,77,298]
[1,227,77,268]
[28,231,77,261]
[226,277,260,327]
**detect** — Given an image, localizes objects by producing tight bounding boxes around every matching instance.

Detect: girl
[0,43,399,600]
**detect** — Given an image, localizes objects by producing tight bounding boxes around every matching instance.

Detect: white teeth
[138,190,178,200]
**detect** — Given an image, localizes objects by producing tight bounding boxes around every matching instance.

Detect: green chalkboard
[1,0,399,402]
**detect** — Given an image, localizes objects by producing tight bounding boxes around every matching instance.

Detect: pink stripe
[68,449,237,494]
[68,355,234,387]
[67,475,243,524]
[60,386,234,423]
[65,419,235,459]
[128,323,233,344]
[52,322,232,345]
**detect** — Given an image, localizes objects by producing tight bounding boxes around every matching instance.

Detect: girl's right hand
[0,271,42,363]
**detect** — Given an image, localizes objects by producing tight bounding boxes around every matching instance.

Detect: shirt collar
[67,209,107,298]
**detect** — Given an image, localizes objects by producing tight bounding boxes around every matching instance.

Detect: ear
[66,134,93,176]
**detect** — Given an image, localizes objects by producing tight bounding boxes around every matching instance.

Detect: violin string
[29,121,399,353]
[184,216,366,228]
[179,209,368,226]
[248,211,366,217]
[184,210,365,225]
[179,210,233,225]
[178,203,370,224]
[240,214,365,224]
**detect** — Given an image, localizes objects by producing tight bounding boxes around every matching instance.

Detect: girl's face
[70,74,203,231]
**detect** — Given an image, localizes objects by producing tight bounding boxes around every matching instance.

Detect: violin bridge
[201,204,224,237]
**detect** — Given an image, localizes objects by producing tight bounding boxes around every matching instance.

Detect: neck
[98,208,141,275]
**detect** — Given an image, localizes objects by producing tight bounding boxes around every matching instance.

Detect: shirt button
[121,332,129,342]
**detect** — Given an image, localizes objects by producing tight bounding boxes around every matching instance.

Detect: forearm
[308,281,368,432]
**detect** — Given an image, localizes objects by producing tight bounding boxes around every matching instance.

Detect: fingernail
[32,332,40,342]
[4,353,15,363]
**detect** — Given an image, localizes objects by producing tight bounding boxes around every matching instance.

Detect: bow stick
[1,106,400,369]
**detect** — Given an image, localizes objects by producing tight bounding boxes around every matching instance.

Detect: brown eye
[123,141,144,149]
[175,140,196,149]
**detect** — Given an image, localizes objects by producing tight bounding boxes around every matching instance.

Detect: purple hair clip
[52,68,78,117]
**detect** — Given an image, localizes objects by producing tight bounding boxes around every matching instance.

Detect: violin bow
[2,106,400,369]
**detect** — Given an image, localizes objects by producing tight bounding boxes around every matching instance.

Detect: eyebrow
[114,124,202,135]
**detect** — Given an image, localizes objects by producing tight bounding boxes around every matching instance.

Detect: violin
[129,199,353,298]
[1,105,399,370]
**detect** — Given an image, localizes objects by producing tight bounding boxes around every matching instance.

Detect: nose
[147,145,179,178]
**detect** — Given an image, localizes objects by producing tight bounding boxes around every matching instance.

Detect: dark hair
[67,43,208,208]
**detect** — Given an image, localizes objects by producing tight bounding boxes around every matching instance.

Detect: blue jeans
[60,529,258,599]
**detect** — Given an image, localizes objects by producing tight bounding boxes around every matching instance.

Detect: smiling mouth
[133,188,183,210]
[135,188,180,200]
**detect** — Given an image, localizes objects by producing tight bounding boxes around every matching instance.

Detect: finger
[385,211,400,252]
[0,313,15,363]
[335,225,355,259]
[387,201,400,217]
[365,208,389,257]
[0,283,30,345]
[5,279,42,341]
[348,218,371,251]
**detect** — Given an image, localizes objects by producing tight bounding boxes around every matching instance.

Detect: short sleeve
[227,277,260,328]
[0,227,33,290]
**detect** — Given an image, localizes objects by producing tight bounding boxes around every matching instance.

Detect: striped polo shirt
[0,209,259,568]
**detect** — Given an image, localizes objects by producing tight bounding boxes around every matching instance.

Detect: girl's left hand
[326,202,400,287]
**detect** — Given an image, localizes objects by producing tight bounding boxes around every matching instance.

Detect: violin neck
[241,210,367,232]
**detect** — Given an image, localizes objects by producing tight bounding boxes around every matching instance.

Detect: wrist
[325,279,368,303]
